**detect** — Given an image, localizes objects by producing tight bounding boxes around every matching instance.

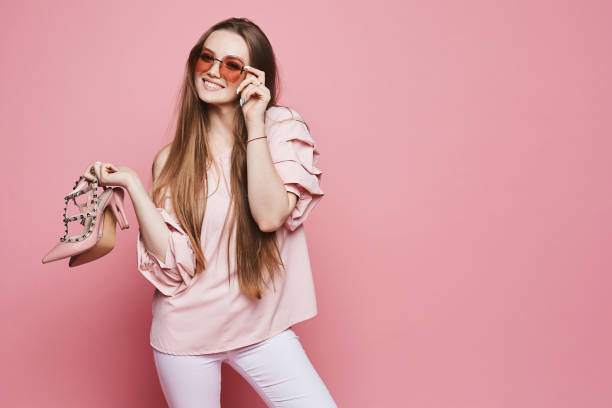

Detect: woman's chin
[199,96,237,107]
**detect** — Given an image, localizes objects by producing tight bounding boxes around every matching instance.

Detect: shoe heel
[110,187,129,230]
[69,198,117,267]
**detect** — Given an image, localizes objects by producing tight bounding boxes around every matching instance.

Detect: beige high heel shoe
[42,175,129,267]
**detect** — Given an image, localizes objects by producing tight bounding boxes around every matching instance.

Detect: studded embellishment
[60,174,107,242]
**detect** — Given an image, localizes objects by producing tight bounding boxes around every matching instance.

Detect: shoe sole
[68,206,117,267]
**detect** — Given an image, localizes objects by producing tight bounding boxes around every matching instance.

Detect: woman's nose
[207,59,222,76]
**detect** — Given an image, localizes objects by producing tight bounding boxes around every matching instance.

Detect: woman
[81,17,336,408]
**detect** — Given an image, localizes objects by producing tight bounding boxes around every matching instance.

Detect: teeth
[204,80,221,89]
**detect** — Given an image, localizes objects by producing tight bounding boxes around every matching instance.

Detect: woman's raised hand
[83,161,136,190]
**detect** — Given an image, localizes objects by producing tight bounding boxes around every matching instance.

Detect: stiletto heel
[110,187,129,230]
[68,202,117,267]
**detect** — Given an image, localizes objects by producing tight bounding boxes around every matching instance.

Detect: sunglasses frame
[197,47,247,81]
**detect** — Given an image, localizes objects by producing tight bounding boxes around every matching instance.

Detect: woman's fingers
[101,164,113,181]
[82,161,112,185]
[83,162,95,182]
[92,162,101,184]
[80,161,126,188]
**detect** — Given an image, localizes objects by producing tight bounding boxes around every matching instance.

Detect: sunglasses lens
[220,57,244,82]
[224,58,243,72]
[197,52,214,71]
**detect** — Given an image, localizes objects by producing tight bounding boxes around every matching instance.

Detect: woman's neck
[206,104,236,151]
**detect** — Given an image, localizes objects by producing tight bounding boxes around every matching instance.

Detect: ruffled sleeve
[265,107,325,231]
[136,207,196,297]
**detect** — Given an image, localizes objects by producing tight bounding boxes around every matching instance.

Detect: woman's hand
[237,65,270,125]
[82,161,137,190]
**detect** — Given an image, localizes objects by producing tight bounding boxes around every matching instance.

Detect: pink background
[1,1,610,407]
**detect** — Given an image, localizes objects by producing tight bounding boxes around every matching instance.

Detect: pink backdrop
[1,1,610,407]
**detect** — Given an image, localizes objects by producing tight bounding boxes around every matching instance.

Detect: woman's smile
[203,78,224,91]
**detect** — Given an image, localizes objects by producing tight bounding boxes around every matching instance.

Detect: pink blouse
[136,106,324,355]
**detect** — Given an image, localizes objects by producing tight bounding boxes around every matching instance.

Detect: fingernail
[240,98,243,106]
[236,86,241,94]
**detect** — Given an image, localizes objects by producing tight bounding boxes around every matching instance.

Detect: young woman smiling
[81,17,336,408]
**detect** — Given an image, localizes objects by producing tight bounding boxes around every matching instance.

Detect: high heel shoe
[68,186,130,267]
[41,175,129,267]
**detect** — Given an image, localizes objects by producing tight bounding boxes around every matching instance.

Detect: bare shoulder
[152,143,172,182]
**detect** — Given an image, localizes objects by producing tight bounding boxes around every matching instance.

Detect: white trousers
[152,328,338,408]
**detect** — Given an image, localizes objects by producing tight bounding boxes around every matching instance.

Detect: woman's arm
[84,155,195,296]
[126,151,171,262]
[127,176,170,262]
[246,120,297,231]
[131,147,197,296]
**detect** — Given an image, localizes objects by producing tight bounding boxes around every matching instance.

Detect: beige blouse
[136,106,325,355]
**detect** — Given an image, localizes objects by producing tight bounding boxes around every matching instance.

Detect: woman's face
[194,29,250,106]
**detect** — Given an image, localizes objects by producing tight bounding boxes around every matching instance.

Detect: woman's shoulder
[154,143,172,165]
[152,143,172,182]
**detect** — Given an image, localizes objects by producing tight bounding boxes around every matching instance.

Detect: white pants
[152,328,338,408]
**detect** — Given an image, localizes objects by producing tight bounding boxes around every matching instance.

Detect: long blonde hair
[152,17,306,300]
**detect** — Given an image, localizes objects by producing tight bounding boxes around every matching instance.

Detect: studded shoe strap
[75,189,97,225]
[60,176,101,242]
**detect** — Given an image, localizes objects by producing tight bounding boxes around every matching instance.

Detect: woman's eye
[227,62,241,71]
[201,54,213,61]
